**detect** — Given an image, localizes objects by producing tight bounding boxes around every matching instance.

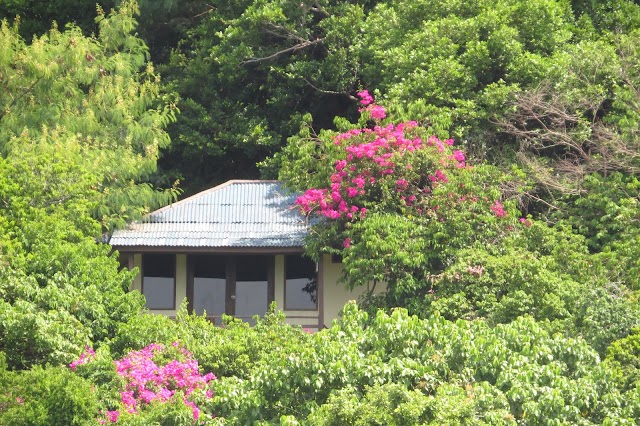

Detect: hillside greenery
[0,0,639,424]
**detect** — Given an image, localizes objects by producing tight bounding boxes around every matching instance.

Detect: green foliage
[283,101,639,358]
[361,0,572,137]
[0,2,638,425]
[604,328,640,391]
[0,1,174,370]
[109,302,311,379]
[112,399,198,426]
[422,221,640,355]
[283,101,525,312]
[157,0,370,192]
[0,361,99,425]
[0,153,146,368]
[571,0,640,34]
[0,0,117,39]
[553,173,640,252]
[306,381,515,425]
[207,303,639,424]
[0,0,179,230]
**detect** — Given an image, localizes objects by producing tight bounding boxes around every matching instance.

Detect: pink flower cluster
[490,200,506,218]
[69,346,96,370]
[520,217,533,227]
[113,343,215,421]
[358,90,374,106]
[357,90,387,120]
[295,119,465,224]
[70,343,215,424]
[295,89,513,251]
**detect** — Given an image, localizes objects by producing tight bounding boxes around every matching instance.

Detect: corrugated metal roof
[109,180,310,248]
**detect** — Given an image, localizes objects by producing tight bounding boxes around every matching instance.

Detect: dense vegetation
[1,0,639,424]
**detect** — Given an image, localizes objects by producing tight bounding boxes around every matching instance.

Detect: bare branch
[264,23,308,43]
[301,77,356,100]
[192,4,215,19]
[310,1,330,18]
[241,38,324,64]
[494,82,640,195]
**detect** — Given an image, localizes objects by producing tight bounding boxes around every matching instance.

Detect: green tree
[0,0,176,369]
[157,0,376,193]
[208,303,640,424]
[0,354,99,426]
[156,0,600,194]
[0,0,178,230]
[282,93,523,311]
[0,0,117,40]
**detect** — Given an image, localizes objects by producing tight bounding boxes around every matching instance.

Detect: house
[109,180,383,330]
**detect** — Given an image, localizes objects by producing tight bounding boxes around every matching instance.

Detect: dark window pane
[285,255,317,310]
[235,256,269,320]
[143,254,175,309]
[193,255,226,318]
[236,256,268,281]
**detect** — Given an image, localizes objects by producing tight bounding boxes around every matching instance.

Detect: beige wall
[320,254,386,328]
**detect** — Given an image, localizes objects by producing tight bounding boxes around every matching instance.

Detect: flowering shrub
[295,91,508,227]
[293,91,521,297]
[70,343,215,424]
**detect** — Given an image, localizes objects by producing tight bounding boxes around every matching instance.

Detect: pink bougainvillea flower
[519,217,532,227]
[105,411,119,423]
[367,104,387,120]
[184,400,200,421]
[490,200,506,218]
[293,91,482,235]
[357,90,374,106]
[69,346,96,371]
[452,150,465,162]
[86,343,217,423]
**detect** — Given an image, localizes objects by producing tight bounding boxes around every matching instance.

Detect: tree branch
[241,38,324,65]
[192,4,215,19]
[264,23,308,43]
[310,1,330,18]
[0,75,44,123]
[301,77,356,99]
[494,82,640,194]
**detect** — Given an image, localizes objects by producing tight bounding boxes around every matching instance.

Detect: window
[285,255,317,310]
[142,254,175,309]
[192,255,226,319]
[188,255,274,325]
[235,256,270,324]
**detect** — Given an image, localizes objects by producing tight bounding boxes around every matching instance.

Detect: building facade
[110,180,382,330]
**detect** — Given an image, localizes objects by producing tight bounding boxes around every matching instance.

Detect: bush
[0,358,98,426]
[604,327,640,391]
[208,303,638,424]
